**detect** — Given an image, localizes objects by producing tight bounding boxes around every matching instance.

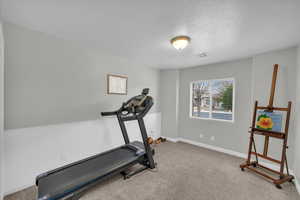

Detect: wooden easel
[240,64,294,188]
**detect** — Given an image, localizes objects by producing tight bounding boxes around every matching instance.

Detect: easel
[240,64,294,188]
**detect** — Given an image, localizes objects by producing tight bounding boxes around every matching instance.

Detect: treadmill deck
[37,143,145,200]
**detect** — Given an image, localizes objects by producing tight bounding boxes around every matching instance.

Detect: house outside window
[190,78,235,122]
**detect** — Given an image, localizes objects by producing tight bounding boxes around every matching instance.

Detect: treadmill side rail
[36,144,132,185]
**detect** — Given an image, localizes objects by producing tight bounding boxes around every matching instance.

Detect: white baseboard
[164,136,294,178]
[165,136,248,159]
[164,136,180,143]
[178,138,246,158]
[165,136,300,195]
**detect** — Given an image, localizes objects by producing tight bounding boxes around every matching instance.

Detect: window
[190,78,235,122]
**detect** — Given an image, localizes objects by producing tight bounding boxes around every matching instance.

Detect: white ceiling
[1,0,300,69]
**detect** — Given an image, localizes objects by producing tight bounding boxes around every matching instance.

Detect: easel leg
[246,135,254,164]
[240,133,254,171]
[252,137,258,165]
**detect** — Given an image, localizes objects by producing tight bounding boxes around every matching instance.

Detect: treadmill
[36,88,156,200]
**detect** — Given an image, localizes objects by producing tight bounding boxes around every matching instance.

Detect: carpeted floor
[5,141,300,200]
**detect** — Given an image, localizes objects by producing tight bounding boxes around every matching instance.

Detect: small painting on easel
[256,111,282,132]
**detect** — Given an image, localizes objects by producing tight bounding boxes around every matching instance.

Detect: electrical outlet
[199,134,204,138]
[210,136,215,141]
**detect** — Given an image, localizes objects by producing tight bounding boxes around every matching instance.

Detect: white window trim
[189,77,235,123]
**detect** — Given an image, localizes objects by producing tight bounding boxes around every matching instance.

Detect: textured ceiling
[1,0,300,69]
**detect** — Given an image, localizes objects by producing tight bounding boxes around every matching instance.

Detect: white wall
[0,21,4,200]
[3,112,161,195]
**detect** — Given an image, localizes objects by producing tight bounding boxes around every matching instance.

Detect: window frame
[189,77,235,123]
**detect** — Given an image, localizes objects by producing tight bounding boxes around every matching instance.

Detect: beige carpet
[5,141,300,200]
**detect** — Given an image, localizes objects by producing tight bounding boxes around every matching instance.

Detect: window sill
[189,116,235,123]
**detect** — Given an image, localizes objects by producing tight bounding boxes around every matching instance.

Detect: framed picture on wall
[107,74,128,95]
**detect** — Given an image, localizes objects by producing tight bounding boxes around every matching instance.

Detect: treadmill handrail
[101,111,117,116]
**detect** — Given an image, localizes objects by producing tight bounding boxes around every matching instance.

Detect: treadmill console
[101,88,153,119]
[122,88,152,115]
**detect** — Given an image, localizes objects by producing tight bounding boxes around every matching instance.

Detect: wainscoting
[3,113,161,195]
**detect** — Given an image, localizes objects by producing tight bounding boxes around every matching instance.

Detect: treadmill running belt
[37,147,140,199]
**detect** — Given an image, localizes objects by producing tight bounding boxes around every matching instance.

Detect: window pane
[211,79,233,121]
[191,81,210,118]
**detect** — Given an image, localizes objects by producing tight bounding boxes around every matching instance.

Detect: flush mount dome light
[170,35,191,50]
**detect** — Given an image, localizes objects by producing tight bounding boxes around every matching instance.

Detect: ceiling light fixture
[198,52,208,57]
[170,35,191,50]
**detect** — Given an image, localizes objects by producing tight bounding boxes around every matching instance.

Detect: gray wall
[178,59,253,153]
[160,47,298,168]
[0,21,4,200]
[294,46,300,182]
[160,70,179,139]
[3,22,160,129]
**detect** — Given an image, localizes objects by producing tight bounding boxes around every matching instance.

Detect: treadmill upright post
[117,114,130,144]
[137,117,155,169]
